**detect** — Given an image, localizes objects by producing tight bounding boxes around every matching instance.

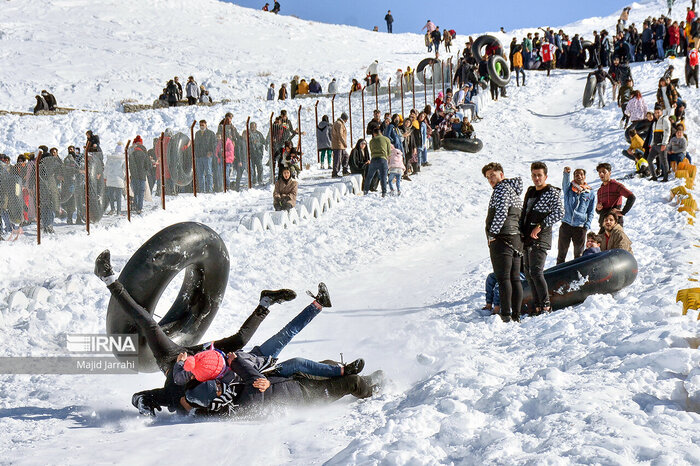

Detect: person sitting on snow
[599,212,633,254]
[582,232,601,256]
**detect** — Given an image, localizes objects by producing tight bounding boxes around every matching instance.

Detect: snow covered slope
[1,0,699,464]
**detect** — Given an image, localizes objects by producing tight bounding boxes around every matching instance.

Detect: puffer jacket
[104,154,125,188]
[316,120,332,150]
[520,184,564,250]
[624,97,648,121]
[215,138,235,164]
[561,171,595,229]
[486,177,523,239]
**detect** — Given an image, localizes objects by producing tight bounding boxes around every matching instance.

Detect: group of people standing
[482,160,635,323]
[158,76,212,107]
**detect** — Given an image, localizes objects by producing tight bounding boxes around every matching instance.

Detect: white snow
[1,0,700,464]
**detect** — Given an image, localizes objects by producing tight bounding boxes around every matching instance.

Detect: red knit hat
[183,350,225,382]
[134,135,143,144]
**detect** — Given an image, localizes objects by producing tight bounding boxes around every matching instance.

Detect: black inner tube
[106,222,230,372]
[521,249,637,313]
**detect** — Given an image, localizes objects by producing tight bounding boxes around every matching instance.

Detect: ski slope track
[1,0,700,464]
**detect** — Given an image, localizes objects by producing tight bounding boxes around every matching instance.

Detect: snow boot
[306,282,332,308]
[499,312,511,323]
[131,393,158,417]
[259,289,297,307]
[343,358,365,375]
[94,250,114,281]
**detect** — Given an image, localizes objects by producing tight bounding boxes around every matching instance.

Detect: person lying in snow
[93,251,379,417]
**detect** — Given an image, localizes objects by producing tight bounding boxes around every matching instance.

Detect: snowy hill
[1,0,700,464]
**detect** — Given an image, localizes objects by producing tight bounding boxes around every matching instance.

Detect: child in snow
[633,149,651,178]
[388,145,405,195]
[483,272,526,315]
[582,232,601,256]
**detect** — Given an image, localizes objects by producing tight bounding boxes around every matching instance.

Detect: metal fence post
[190,120,197,197]
[388,78,392,115]
[331,94,336,122]
[412,72,416,110]
[448,58,453,89]
[297,104,302,171]
[35,156,41,245]
[246,116,252,189]
[159,132,166,209]
[441,61,446,98]
[85,144,90,234]
[361,86,366,140]
[269,112,275,184]
[375,81,379,111]
[221,123,228,193]
[348,90,353,148]
[125,140,131,222]
[314,100,320,163]
[423,69,427,108]
[432,68,436,107]
[400,76,405,117]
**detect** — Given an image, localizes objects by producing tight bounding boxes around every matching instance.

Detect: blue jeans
[656,39,664,59]
[515,67,526,85]
[419,147,428,164]
[275,357,342,378]
[487,272,525,306]
[196,157,213,193]
[252,303,321,358]
[388,172,401,192]
[132,180,146,211]
[364,158,388,194]
[0,210,14,233]
[107,187,122,213]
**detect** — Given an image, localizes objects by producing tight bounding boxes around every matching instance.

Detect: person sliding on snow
[482,162,524,323]
[519,162,564,314]
[93,250,374,417]
[591,65,614,108]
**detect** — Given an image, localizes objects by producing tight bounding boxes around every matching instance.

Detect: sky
[226,0,634,34]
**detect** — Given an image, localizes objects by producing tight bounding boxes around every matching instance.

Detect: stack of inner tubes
[471,35,510,86]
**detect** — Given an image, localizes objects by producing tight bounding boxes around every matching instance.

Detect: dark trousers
[523,244,549,308]
[387,22,392,33]
[488,237,523,317]
[107,281,269,373]
[332,149,349,176]
[556,222,587,264]
[301,374,372,401]
[187,97,197,105]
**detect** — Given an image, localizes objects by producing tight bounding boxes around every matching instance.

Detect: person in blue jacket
[556,166,596,264]
[383,114,404,154]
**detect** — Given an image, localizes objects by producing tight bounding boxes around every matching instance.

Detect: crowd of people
[157,76,212,107]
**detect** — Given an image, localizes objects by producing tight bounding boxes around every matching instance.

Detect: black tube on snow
[416,58,440,84]
[106,222,230,371]
[440,138,484,153]
[168,132,193,187]
[472,35,502,63]
[521,249,638,313]
[624,119,652,143]
[582,74,597,108]
[488,55,511,87]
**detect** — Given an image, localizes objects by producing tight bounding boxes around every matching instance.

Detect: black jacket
[519,185,564,250]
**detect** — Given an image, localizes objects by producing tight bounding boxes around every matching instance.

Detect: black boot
[94,249,114,280]
[511,312,521,322]
[499,312,511,323]
[131,393,160,417]
[259,289,297,305]
[306,282,332,308]
[343,358,365,375]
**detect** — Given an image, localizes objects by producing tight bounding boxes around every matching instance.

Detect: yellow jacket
[628,134,644,152]
[297,81,309,95]
[513,51,523,68]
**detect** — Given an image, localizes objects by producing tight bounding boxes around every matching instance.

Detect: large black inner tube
[582,40,597,68]
[472,35,502,63]
[441,137,483,153]
[582,74,597,108]
[168,132,193,187]
[521,249,637,313]
[416,57,439,84]
[624,119,652,143]
[106,222,230,372]
[488,55,511,87]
